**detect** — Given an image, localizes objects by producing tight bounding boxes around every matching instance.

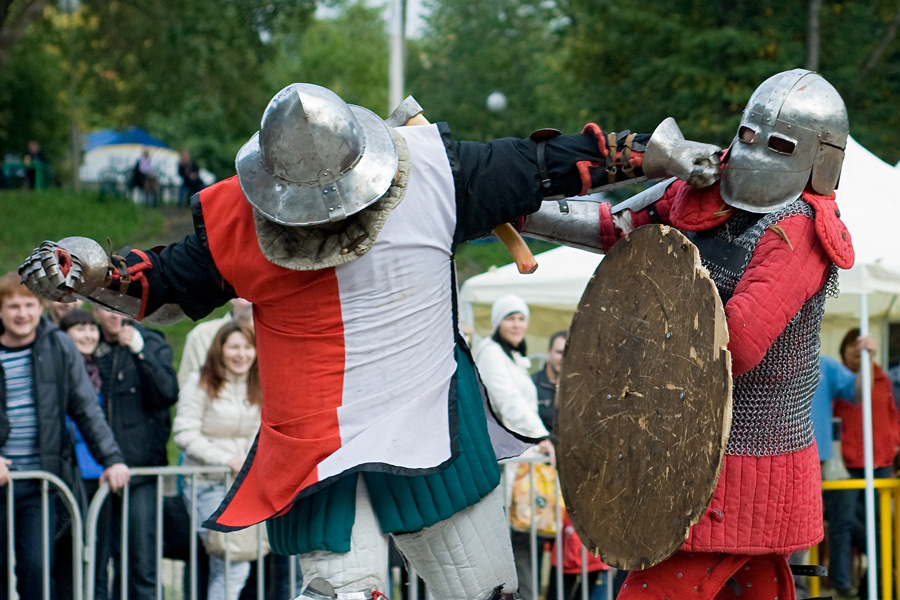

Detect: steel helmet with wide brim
[236,83,399,226]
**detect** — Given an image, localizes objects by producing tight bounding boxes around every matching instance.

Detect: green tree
[263,0,391,114]
[74,0,316,177]
[0,11,69,180]
[558,0,900,160]
[409,0,577,140]
[0,0,50,67]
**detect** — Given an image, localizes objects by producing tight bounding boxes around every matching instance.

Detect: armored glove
[643,117,721,188]
[19,237,110,302]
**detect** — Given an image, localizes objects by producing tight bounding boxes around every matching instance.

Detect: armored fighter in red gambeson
[524,68,853,600]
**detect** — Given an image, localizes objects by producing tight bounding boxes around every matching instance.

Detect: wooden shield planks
[556,224,732,571]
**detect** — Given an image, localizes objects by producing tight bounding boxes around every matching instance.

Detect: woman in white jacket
[473,294,553,600]
[474,294,551,443]
[174,321,261,600]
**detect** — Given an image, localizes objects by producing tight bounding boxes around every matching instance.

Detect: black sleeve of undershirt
[443,124,545,247]
[122,197,236,320]
[443,122,650,247]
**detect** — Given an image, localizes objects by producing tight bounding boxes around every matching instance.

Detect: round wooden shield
[556,224,732,571]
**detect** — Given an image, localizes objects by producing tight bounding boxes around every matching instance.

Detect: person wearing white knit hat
[489,294,530,333]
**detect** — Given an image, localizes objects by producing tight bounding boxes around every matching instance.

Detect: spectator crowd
[3,271,900,600]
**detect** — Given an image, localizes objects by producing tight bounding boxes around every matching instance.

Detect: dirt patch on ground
[159,205,195,240]
[132,205,195,248]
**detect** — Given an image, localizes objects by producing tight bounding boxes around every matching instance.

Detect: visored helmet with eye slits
[720,69,848,213]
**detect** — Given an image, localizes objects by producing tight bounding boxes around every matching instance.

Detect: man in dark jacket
[92,305,177,600]
[0,272,129,600]
[532,331,567,433]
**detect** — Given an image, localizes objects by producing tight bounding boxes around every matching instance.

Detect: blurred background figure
[0,273,127,600]
[55,308,109,599]
[93,305,178,600]
[178,149,205,207]
[174,321,263,600]
[532,330,566,433]
[131,149,158,206]
[58,309,106,495]
[44,298,83,325]
[178,298,253,387]
[830,328,900,599]
[23,140,49,189]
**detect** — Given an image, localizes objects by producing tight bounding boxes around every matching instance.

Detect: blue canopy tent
[83,127,168,152]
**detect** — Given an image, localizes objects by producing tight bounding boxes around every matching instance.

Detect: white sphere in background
[486,91,508,113]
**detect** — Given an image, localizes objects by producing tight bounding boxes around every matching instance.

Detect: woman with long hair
[173,321,261,600]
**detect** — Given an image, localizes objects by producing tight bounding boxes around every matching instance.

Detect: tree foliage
[0,10,68,169]
[554,0,900,157]
[72,0,316,177]
[0,0,49,67]
[264,0,390,115]
[409,0,577,140]
[0,0,898,189]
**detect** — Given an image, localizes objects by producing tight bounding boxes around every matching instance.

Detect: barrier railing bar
[8,471,84,600]
[155,475,164,600]
[6,482,13,600]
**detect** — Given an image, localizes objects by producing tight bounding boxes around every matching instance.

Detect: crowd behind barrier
[2,457,619,600]
[9,450,900,600]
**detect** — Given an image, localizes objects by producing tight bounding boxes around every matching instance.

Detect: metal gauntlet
[20,236,109,300]
[19,236,143,318]
[643,117,721,188]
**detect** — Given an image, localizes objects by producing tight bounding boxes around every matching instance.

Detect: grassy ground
[0,188,218,367]
[0,189,162,274]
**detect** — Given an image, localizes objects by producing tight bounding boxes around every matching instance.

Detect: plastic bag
[509,462,561,537]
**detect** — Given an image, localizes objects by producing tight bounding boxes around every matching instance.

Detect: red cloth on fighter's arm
[725,214,831,376]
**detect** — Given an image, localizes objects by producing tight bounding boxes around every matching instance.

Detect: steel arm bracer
[521,200,605,253]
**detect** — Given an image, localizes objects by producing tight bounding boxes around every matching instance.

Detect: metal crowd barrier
[810,478,900,600]
[5,461,606,600]
[5,471,84,600]
[84,464,302,600]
